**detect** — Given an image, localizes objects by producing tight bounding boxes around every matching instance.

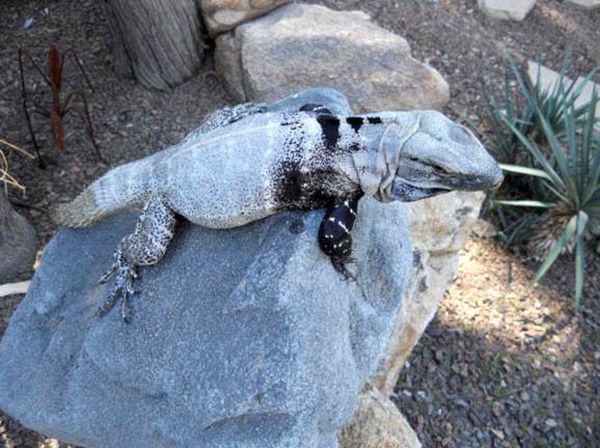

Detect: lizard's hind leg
[318,194,362,281]
[97,196,176,322]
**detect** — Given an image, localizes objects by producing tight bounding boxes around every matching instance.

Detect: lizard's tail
[51,187,102,228]
[51,161,152,228]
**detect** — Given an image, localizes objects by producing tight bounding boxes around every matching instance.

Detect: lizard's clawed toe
[331,256,357,282]
[96,249,139,322]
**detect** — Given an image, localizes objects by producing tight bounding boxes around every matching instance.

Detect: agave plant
[482,56,598,164]
[481,70,535,164]
[517,58,599,143]
[496,87,600,306]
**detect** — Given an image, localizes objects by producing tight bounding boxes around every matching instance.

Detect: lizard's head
[370,110,503,202]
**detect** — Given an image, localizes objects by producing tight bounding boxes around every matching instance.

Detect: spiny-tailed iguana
[53,98,503,322]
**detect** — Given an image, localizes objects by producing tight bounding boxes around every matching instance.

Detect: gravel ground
[0,0,599,447]
[395,237,600,447]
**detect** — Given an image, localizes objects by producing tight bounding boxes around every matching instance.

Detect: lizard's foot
[330,255,357,282]
[95,196,176,323]
[97,249,139,323]
[318,195,363,283]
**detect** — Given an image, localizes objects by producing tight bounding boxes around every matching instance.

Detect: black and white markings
[318,193,362,280]
[346,116,363,133]
[316,115,341,150]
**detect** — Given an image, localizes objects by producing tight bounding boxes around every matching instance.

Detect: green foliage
[481,71,534,163]
[482,56,598,164]
[495,82,600,306]
[515,58,598,142]
[482,53,600,305]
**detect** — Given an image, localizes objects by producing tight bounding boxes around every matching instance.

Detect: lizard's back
[54,111,356,228]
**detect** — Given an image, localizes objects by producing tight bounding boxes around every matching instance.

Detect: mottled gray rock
[215,4,449,112]
[0,193,36,283]
[201,0,292,36]
[0,88,412,448]
[565,0,600,8]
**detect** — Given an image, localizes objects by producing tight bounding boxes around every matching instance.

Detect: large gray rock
[0,193,36,283]
[0,187,411,446]
[215,4,449,112]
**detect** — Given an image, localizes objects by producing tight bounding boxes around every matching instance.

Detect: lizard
[53,98,503,322]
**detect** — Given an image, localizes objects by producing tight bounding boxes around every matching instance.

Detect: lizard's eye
[430,163,453,176]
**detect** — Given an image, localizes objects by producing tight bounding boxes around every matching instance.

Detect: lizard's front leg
[97,196,176,322]
[318,194,362,281]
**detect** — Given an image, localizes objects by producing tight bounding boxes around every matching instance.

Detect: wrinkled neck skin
[341,113,422,203]
[339,110,503,204]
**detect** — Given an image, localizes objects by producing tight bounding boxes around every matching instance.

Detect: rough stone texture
[339,384,421,448]
[0,187,412,447]
[477,0,537,21]
[0,193,36,283]
[340,191,483,448]
[214,4,449,112]
[371,191,485,395]
[566,0,600,8]
[201,0,292,36]
[527,60,600,131]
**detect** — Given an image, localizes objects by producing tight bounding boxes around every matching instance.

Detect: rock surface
[565,0,600,8]
[339,384,421,448]
[0,193,36,283]
[0,202,411,448]
[200,0,292,36]
[372,191,484,394]
[477,0,537,21]
[215,4,449,112]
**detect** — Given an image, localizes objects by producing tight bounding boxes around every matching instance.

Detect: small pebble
[491,428,504,440]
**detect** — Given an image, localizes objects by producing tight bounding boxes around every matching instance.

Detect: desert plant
[496,87,600,306]
[482,56,598,164]
[481,70,535,164]
[516,58,599,142]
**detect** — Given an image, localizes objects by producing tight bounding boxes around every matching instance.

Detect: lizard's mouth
[389,180,452,202]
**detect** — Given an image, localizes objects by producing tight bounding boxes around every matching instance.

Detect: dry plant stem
[0,139,35,160]
[0,140,34,193]
[18,49,42,163]
[17,46,102,165]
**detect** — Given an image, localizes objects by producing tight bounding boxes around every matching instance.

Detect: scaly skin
[53,90,503,322]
